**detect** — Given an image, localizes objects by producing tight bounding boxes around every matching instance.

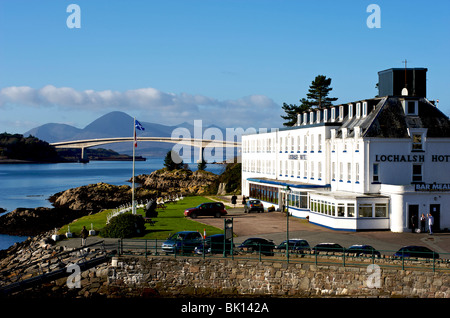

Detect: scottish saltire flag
[135,119,145,131]
[134,119,145,147]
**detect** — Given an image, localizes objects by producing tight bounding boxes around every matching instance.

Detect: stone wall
[107,256,449,298]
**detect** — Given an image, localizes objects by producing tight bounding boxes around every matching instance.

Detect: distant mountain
[23,111,231,158]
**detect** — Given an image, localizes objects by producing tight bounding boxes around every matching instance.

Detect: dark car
[393,246,439,259]
[244,199,264,213]
[194,234,235,255]
[184,202,227,218]
[161,231,203,254]
[312,242,345,254]
[276,239,311,254]
[346,244,381,258]
[238,237,275,256]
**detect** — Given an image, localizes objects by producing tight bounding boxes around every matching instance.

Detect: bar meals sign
[415,183,450,192]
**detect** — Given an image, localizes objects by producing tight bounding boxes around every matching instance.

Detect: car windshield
[169,233,188,241]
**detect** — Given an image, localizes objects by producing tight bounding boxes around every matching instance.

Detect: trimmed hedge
[100,213,145,238]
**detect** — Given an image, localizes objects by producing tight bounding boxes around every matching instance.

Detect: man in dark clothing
[80,226,89,246]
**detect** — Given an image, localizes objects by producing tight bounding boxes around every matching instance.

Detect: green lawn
[59,195,226,240]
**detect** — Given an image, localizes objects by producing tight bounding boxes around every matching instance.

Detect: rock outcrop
[134,168,219,195]
[49,182,133,211]
[0,207,86,236]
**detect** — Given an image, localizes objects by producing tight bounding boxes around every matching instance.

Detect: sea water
[0,158,226,250]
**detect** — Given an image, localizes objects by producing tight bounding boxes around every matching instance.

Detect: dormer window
[362,101,368,117]
[356,102,361,118]
[303,113,308,125]
[331,108,336,122]
[349,104,353,119]
[339,106,344,121]
[403,100,418,116]
[408,128,427,152]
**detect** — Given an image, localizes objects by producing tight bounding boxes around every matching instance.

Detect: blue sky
[1,0,449,134]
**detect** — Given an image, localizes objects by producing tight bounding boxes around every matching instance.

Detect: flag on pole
[134,119,145,147]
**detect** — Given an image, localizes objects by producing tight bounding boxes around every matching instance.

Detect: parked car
[346,244,381,258]
[237,237,275,256]
[161,231,203,254]
[194,234,235,255]
[393,246,439,259]
[276,239,311,254]
[244,199,264,213]
[312,242,345,254]
[184,202,227,218]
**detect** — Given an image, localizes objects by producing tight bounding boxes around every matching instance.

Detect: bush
[100,213,146,238]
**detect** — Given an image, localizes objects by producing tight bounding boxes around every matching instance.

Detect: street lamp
[285,185,291,262]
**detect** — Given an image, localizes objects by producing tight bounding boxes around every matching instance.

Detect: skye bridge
[50,137,241,161]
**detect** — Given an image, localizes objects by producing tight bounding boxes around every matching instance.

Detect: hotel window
[297,136,301,152]
[347,163,351,181]
[297,161,301,178]
[304,161,308,178]
[331,108,336,121]
[279,137,283,152]
[356,103,361,118]
[362,102,368,117]
[318,162,322,180]
[285,160,289,176]
[291,136,294,152]
[407,101,417,115]
[332,162,336,180]
[412,134,423,151]
[318,134,322,152]
[337,203,345,217]
[310,162,315,179]
[375,203,387,217]
[290,161,294,177]
[310,135,314,152]
[349,104,353,119]
[412,164,423,182]
[339,162,343,181]
[304,135,308,152]
[285,137,288,152]
[339,106,344,121]
[347,203,355,217]
[359,204,373,218]
[355,163,360,183]
[373,163,379,183]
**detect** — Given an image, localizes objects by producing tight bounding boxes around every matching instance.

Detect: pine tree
[164,150,184,170]
[306,75,338,108]
[281,75,338,127]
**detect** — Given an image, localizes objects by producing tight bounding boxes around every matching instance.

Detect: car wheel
[191,212,197,219]
[215,212,221,218]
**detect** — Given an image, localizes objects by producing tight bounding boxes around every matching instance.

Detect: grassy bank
[59,195,226,240]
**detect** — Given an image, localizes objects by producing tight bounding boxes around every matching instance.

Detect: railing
[115,239,450,273]
[106,194,184,223]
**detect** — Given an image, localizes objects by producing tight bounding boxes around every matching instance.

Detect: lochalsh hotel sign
[375,154,450,162]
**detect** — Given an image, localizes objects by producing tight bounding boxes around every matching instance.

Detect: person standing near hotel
[420,214,426,233]
[427,214,434,235]
[80,226,89,246]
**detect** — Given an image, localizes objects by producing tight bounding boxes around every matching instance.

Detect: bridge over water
[50,137,241,162]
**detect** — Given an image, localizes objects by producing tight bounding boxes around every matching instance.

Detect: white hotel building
[241,68,450,232]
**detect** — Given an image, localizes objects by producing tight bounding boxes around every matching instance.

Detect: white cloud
[0,85,283,129]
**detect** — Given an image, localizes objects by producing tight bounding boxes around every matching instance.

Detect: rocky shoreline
[0,167,229,238]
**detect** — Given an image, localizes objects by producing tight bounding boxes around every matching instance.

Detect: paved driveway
[193,208,450,254]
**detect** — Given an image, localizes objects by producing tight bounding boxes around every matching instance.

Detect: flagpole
[132,117,136,214]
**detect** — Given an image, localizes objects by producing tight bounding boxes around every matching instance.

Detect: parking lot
[194,207,450,255]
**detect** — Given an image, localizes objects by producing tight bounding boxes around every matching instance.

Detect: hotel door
[408,205,419,230]
[430,204,441,232]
